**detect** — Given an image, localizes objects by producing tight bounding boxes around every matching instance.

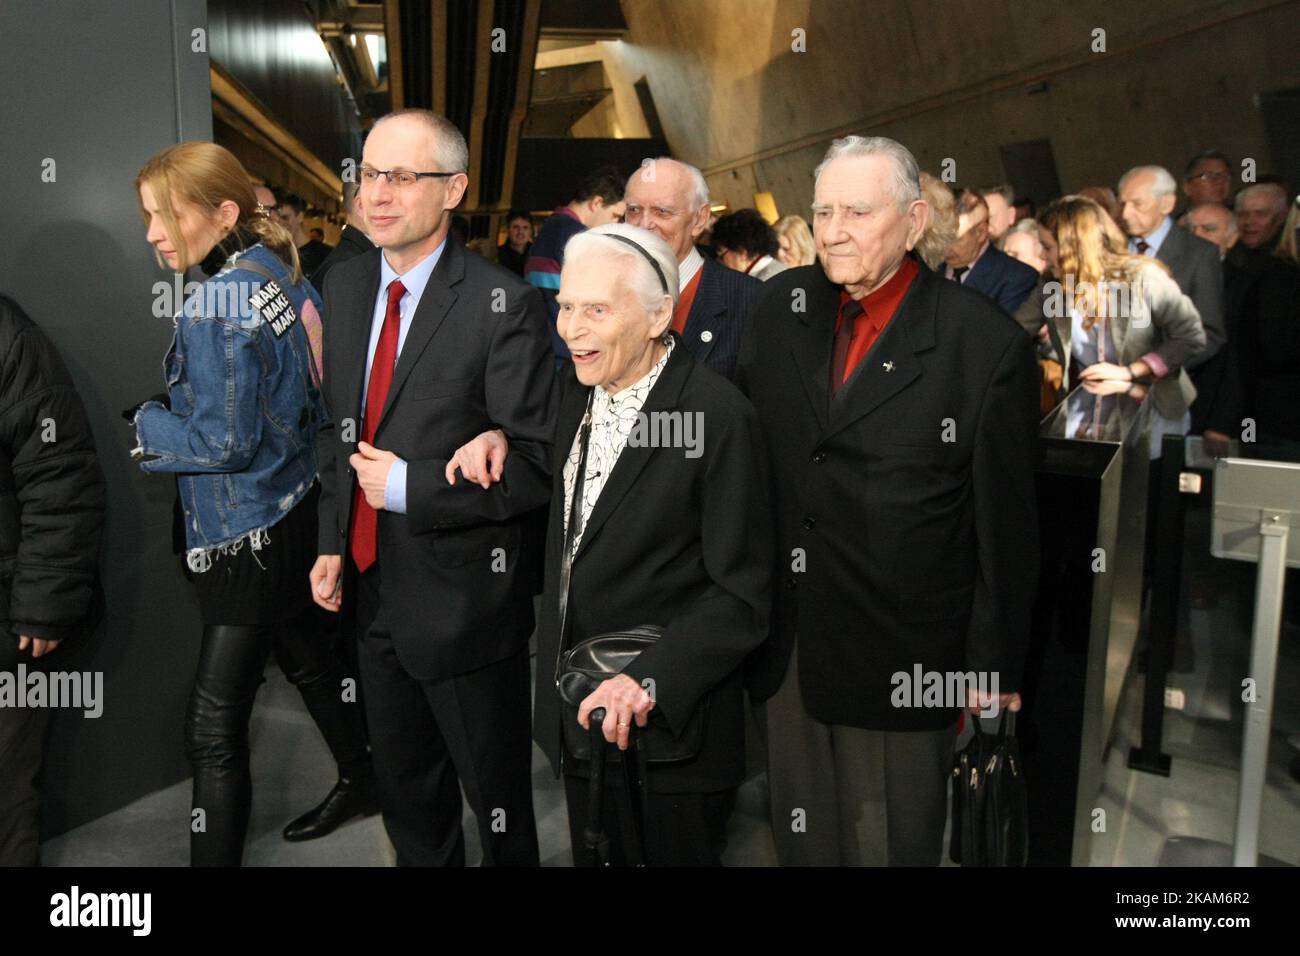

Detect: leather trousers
[185,621,368,866]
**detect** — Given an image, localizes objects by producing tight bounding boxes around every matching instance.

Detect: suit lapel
[790,267,840,433]
[551,371,589,553]
[823,264,936,441]
[376,238,464,430]
[573,338,691,559]
[966,246,994,288]
[1156,224,1184,274]
[680,259,724,362]
[342,251,383,424]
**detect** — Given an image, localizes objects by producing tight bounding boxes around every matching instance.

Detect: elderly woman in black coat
[455,223,771,864]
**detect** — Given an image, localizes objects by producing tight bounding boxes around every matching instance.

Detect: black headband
[602,233,671,296]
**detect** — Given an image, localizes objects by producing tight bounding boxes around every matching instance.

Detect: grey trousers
[0,704,50,866]
[765,642,955,866]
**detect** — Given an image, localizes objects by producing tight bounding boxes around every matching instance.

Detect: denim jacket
[134,239,327,570]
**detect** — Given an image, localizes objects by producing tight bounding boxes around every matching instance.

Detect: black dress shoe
[282,773,380,842]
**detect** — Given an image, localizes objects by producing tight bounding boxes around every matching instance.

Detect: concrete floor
[37,655,783,866]
[40,492,1300,866]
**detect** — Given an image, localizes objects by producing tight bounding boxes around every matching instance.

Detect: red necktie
[350,279,406,572]
[830,299,864,397]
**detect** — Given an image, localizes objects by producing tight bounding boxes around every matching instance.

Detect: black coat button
[785,577,798,590]
[812,450,827,464]
[802,517,816,530]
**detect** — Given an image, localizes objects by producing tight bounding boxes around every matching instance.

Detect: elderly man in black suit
[943,188,1039,315]
[738,135,1039,866]
[310,109,555,866]
[624,157,760,380]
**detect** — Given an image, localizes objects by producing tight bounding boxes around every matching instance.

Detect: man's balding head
[1118,165,1177,238]
[360,110,469,269]
[623,158,712,263]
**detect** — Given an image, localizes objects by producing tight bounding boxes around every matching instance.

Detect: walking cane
[584,707,611,866]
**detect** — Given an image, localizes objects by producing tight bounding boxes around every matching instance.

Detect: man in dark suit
[943,189,1038,315]
[738,136,1040,866]
[1184,203,1248,446]
[311,180,375,293]
[1119,165,1226,375]
[624,157,761,380]
[310,109,555,866]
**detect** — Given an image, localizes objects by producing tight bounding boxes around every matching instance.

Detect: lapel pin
[700,330,713,343]
[883,360,895,372]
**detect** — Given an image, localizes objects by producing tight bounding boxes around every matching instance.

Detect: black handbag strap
[235,255,325,395]
[554,388,595,687]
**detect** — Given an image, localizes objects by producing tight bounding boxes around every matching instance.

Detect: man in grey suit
[1119,164,1226,465]
[1118,165,1225,377]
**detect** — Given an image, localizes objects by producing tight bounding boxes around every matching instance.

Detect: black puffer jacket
[0,294,105,669]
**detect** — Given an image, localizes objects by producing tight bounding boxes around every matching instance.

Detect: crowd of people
[1,104,1297,867]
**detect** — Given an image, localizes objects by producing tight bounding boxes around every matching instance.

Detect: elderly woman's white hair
[563,223,680,316]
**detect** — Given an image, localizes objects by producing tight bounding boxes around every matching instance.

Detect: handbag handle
[970,706,1017,739]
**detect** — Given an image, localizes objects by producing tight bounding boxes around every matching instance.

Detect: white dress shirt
[562,337,675,554]
[1129,216,1173,257]
[678,247,704,292]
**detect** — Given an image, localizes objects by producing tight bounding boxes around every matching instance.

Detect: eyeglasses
[1188,170,1230,183]
[359,165,458,188]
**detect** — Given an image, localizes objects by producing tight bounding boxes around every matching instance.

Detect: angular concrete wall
[615,0,1300,217]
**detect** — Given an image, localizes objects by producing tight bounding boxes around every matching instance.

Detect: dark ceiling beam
[383,0,404,109]
[430,0,448,115]
[496,0,542,214]
[464,0,497,211]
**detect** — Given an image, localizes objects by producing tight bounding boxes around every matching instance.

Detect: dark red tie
[830,299,864,398]
[1135,238,1150,255]
[350,279,406,572]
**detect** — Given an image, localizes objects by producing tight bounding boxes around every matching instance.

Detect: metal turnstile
[1209,457,1300,866]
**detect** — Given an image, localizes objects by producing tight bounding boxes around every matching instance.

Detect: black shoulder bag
[554,389,708,764]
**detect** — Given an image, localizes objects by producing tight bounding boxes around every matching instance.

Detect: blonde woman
[774,214,816,267]
[914,172,958,272]
[132,142,373,865]
[1037,195,1206,442]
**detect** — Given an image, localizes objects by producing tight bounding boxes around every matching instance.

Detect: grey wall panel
[0,0,213,836]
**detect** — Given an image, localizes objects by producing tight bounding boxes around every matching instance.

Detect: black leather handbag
[558,625,708,762]
[949,710,1029,866]
[554,390,707,765]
